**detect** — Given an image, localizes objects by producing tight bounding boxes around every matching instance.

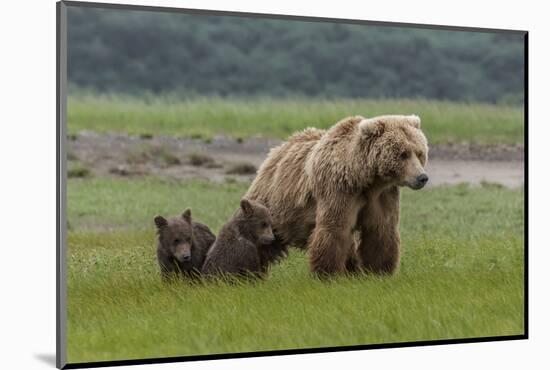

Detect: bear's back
[246,127,324,202]
[201,220,260,275]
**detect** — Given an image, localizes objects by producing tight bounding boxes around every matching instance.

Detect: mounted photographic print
[56,1,527,368]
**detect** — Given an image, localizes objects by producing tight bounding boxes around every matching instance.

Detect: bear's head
[154,209,195,263]
[358,115,429,190]
[238,198,275,245]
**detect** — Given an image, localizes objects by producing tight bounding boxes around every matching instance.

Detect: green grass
[68,95,524,144]
[67,162,92,179]
[67,178,524,363]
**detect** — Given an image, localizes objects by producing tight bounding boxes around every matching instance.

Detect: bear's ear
[240,198,253,216]
[406,115,421,129]
[359,118,385,136]
[182,209,192,223]
[154,216,168,229]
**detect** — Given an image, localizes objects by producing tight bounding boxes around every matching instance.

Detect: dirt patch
[68,132,524,188]
[426,160,523,188]
[428,142,524,161]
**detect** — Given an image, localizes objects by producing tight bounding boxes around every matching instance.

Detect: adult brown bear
[245,115,429,276]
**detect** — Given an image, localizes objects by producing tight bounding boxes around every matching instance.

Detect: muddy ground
[67,132,524,188]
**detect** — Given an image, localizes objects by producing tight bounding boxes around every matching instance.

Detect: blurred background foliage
[68,7,524,104]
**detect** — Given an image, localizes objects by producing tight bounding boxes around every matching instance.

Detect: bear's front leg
[357,186,401,275]
[357,225,400,274]
[307,197,358,276]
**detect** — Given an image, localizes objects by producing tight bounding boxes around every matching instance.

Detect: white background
[0,0,546,369]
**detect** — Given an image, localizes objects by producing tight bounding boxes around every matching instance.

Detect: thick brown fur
[201,199,282,278]
[154,209,216,281]
[245,115,429,276]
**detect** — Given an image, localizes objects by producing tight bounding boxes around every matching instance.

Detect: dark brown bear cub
[201,199,284,278]
[154,209,215,280]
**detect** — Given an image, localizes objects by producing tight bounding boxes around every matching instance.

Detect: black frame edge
[523,32,529,338]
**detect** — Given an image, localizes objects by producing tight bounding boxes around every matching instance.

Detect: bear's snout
[412,173,429,189]
[174,245,192,263]
[175,253,191,263]
[259,234,275,245]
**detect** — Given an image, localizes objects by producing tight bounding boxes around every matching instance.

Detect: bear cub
[201,199,277,278]
[154,209,216,280]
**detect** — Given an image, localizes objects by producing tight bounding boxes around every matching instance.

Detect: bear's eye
[261,222,268,228]
[174,238,181,244]
[400,151,409,160]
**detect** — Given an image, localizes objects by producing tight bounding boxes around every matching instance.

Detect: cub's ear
[359,118,385,136]
[240,198,253,215]
[406,115,421,129]
[182,209,192,223]
[154,216,168,229]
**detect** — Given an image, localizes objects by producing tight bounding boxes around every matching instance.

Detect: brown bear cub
[154,209,216,281]
[201,199,284,278]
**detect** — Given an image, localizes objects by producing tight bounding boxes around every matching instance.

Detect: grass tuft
[126,144,181,167]
[138,133,153,139]
[188,151,216,167]
[68,163,92,178]
[225,162,257,175]
[67,150,78,161]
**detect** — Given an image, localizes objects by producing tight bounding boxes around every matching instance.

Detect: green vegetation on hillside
[67,6,524,103]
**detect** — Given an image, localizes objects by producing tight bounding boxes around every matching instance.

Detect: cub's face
[360,115,429,190]
[240,199,275,245]
[154,210,194,263]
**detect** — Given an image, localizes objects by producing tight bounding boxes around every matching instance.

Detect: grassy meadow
[66,178,524,363]
[68,94,524,144]
[66,95,525,364]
